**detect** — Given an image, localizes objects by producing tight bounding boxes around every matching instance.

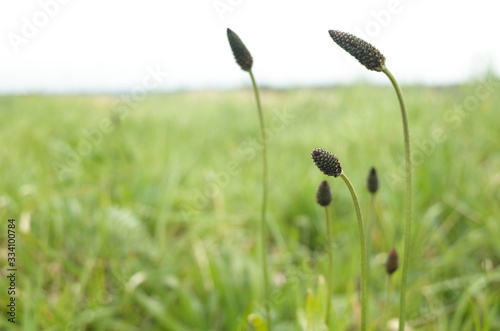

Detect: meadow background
[1,78,499,330]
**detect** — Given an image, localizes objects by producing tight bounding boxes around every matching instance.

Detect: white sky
[1,0,499,93]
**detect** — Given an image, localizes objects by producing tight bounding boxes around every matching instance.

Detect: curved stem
[340,173,367,331]
[382,66,412,331]
[324,206,333,327]
[249,70,271,329]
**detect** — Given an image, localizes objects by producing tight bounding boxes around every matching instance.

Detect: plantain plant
[315,180,335,327]
[328,30,413,331]
[311,147,368,330]
[227,28,272,330]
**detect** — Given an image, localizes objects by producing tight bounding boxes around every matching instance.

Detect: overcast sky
[1,0,499,93]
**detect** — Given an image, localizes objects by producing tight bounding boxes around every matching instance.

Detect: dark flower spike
[367,167,379,194]
[227,28,253,71]
[328,30,386,72]
[316,180,332,207]
[386,249,399,275]
[311,148,343,178]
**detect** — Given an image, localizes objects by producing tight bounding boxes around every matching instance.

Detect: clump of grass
[315,180,334,326]
[227,28,271,329]
[311,147,368,330]
[328,30,412,331]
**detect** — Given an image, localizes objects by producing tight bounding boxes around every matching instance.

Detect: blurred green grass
[0,79,499,330]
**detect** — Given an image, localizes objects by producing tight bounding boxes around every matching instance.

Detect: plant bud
[227,28,253,71]
[328,30,386,72]
[386,249,399,275]
[316,180,332,206]
[311,148,343,178]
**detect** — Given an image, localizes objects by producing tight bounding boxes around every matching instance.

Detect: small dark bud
[227,28,253,71]
[311,148,343,178]
[367,167,379,194]
[328,30,386,72]
[316,180,332,207]
[385,249,399,275]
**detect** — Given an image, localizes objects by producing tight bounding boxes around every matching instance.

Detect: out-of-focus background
[1,0,500,93]
[1,1,499,330]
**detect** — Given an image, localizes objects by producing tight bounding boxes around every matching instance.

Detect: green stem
[382,66,412,331]
[383,276,393,326]
[367,194,376,246]
[340,173,367,331]
[324,206,333,327]
[249,70,271,329]
[365,193,376,325]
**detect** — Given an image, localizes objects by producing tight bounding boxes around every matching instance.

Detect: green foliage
[0,81,499,330]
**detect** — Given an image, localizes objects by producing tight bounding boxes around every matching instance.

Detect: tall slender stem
[364,193,376,324]
[382,66,412,331]
[249,70,271,329]
[340,173,367,331]
[367,194,376,246]
[383,276,393,325]
[324,206,333,327]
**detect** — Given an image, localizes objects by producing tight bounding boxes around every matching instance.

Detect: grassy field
[1,79,499,330]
